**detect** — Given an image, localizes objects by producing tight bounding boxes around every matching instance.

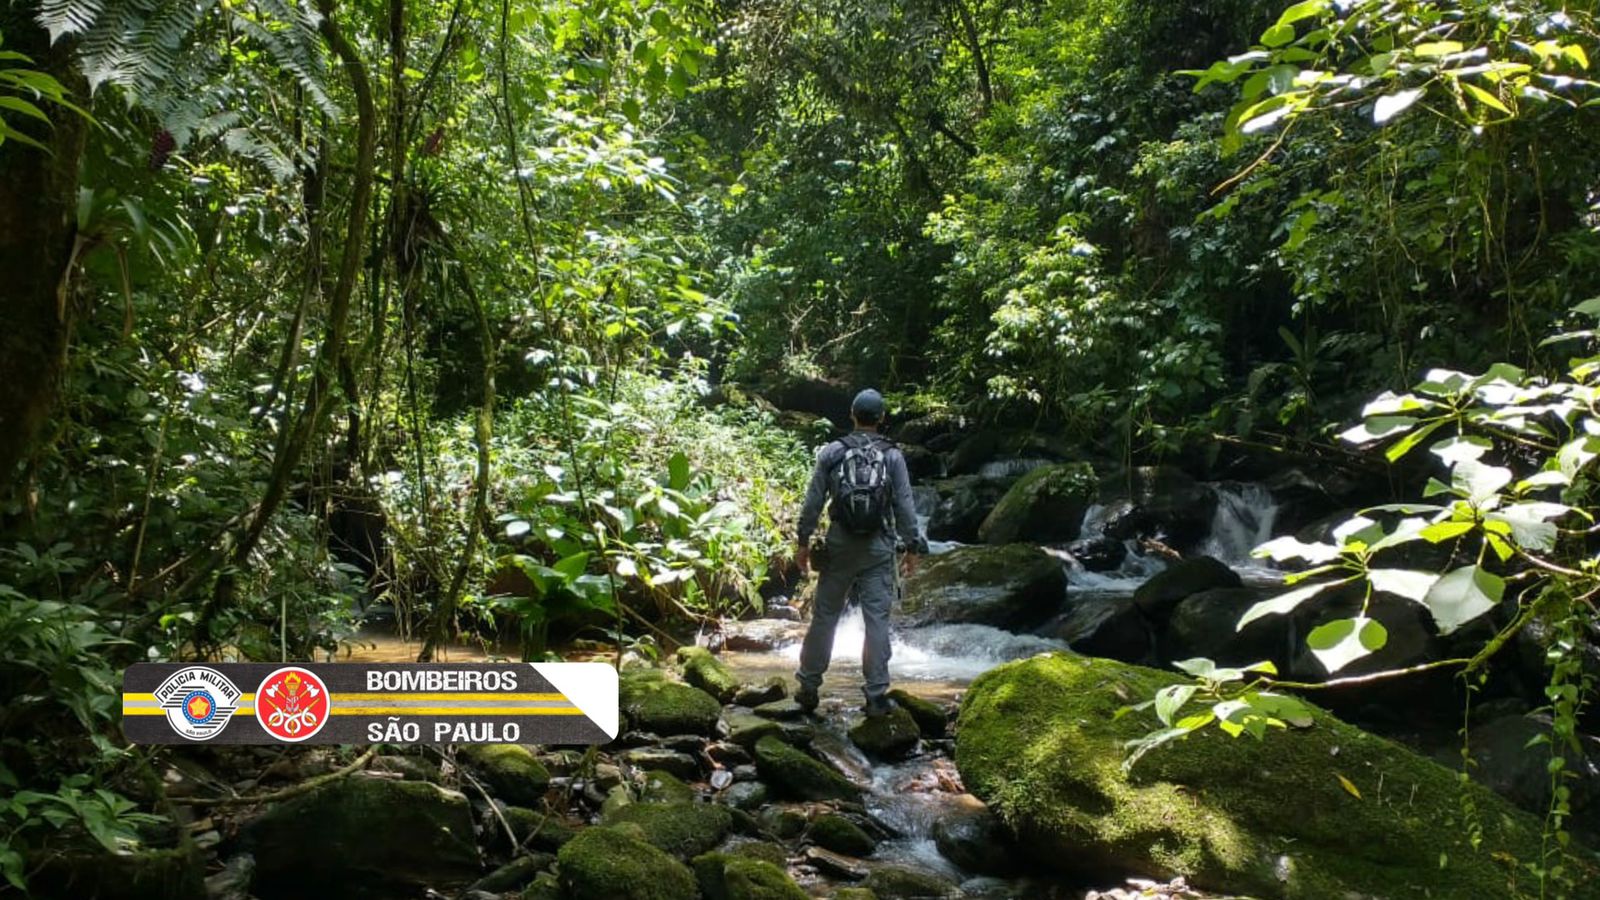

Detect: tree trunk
[0,7,87,501]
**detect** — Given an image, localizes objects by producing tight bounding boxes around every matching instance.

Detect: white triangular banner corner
[531,662,618,740]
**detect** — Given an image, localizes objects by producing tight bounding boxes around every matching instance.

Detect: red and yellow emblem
[254,667,331,742]
[186,694,212,721]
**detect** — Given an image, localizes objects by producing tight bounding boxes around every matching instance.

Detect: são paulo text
[368,719,523,742]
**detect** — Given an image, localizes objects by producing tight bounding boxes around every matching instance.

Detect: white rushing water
[777,607,1065,683]
[1200,481,1281,578]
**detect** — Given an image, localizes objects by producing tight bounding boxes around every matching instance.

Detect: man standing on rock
[794,388,929,717]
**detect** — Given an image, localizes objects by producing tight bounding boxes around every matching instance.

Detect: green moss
[459,743,552,806]
[726,710,786,748]
[521,871,563,900]
[887,689,947,738]
[678,646,742,702]
[640,769,699,805]
[955,652,1600,899]
[977,462,1095,544]
[809,813,876,857]
[832,890,879,900]
[860,865,957,898]
[848,706,921,760]
[603,801,734,858]
[693,852,810,900]
[557,827,699,900]
[621,670,723,736]
[730,840,789,867]
[754,736,861,801]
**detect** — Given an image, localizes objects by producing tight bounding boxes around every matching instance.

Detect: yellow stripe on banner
[330,693,567,702]
[330,707,588,716]
[122,693,256,702]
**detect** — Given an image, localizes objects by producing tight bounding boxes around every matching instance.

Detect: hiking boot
[795,683,820,713]
[862,696,895,718]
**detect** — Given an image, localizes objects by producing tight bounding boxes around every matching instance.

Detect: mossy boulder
[603,801,734,858]
[887,689,947,738]
[809,813,876,856]
[754,736,861,801]
[848,706,921,761]
[639,769,699,804]
[726,710,786,748]
[926,475,1011,543]
[557,826,699,900]
[955,652,1599,899]
[832,890,879,900]
[621,670,723,736]
[693,852,810,900]
[678,646,742,703]
[860,865,958,898]
[458,743,551,806]
[930,795,1016,875]
[900,544,1068,631]
[977,462,1096,545]
[242,777,478,896]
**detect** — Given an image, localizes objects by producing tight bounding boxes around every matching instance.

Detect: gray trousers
[797,530,896,702]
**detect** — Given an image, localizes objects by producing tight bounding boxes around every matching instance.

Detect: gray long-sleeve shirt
[797,432,928,552]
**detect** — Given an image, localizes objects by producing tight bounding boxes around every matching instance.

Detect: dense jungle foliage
[1,0,1598,895]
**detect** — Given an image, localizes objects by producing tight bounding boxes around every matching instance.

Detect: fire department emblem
[154,666,241,741]
[255,666,331,742]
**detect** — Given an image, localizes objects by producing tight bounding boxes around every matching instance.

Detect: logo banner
[122,662,618,745]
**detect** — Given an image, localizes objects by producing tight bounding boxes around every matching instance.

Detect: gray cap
[850,388,886,421]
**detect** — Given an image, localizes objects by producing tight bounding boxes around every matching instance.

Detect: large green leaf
[1306,616,1388,673]
[1422,566,1504,633]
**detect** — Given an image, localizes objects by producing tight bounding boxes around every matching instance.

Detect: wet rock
[900,443,945,481]
[977,462,1097,545]
[956,652,1584,898]
[679,646,742,703]
[1458,713,1600,835]
[1131,556,1240,619]
[662,733,712,754]
[722,619,809,652]
[640,769,700,804]
[759,805,809,839]
[557,826,699,900]
[733,764,759,783]
[1161,587,1287,669]
[242,777,477,897]
[861,865,959,898]
[204,852,254,900]
[622,747,703,781]
[931,795,1016,875]
[809,813,877,856]
[709,741,753,767]
[847,707,921,761]
[500,806,579,851]
[1287,589,1448,719]
[900,544,1069,631]
[457,743,551,806]
[803,846,870,880]
[1044,595,1152,663]
[927,475,1012,543]
[1099,466,1217,553]
[755,698,808,720]
[734,676,790,707]
[777,720,816,745]
[726,711,786,748]
[693,851,810,900]
[1068,535,1127,572]
[887,689,948,738]
[593,762,625,790]
[604,801,735,858]
[833,890,880,900]
[895,411,967,446]
[621,671,724,736]
[618,730,665,747]
[720,781,769,811]
[602,783,635,818]
[754,737,861,801]
[468,852,554,894]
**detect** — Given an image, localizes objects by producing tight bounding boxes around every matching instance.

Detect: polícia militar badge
[137,666,243,741]
[123,662,618,745]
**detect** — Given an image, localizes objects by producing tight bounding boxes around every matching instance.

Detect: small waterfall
[1063,503,1168,592]
[1201,482,1280,568]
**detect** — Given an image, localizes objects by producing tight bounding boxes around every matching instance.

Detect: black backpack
[828,434,892,535]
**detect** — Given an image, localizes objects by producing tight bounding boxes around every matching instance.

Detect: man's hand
[796,544,811,575]
[899,553,919,578]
